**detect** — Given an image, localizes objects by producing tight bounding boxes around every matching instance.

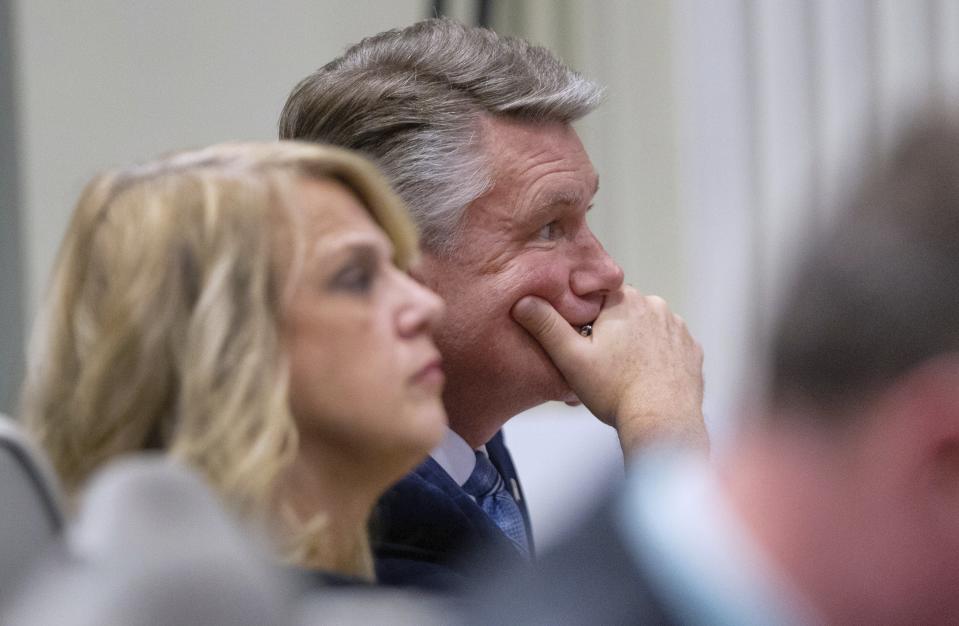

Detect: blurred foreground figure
[3,457,454,626]
[4,457,291,626]
[21,142,448,582]
[281,17,707,589]
[477,117,959,625]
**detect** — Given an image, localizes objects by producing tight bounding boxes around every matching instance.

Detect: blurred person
[279,17,707,589]
[4,457,458,626]
[21,141,448,583]
[4,457,294,626]
[475,116,959,624]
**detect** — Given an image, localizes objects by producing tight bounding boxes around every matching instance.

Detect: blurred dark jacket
[467,497,678,626]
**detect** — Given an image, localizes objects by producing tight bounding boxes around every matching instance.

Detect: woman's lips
[412,357,445,390]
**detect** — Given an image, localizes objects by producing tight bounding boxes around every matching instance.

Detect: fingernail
[511,296,535,321]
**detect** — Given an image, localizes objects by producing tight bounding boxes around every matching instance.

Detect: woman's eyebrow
[312,233,393,260]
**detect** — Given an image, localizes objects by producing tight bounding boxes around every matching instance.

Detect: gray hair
[768,114,959,421]
[278,18,603,254]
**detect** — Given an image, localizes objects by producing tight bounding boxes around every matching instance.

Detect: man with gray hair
[279,18,705,589]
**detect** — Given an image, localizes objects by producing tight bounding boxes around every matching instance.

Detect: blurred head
[758,115,959,622]
[280,19,622,441]
[22,141,446,563]
[768,120,959,417]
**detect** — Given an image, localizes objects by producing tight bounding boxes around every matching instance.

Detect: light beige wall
[13,0,424,321]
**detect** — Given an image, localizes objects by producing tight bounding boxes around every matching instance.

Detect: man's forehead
[478,114,588,157]
[468,115,599,222]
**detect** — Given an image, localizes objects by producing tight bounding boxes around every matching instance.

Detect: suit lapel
[373,456,524,564]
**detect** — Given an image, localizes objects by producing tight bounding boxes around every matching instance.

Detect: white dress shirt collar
[429,427,478,487]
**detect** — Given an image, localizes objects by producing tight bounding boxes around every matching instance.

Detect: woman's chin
[392,400,447,456]
[413,400,448,446]
[381,426,445,482]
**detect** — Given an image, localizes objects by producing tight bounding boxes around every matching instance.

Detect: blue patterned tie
[462,450,530,557]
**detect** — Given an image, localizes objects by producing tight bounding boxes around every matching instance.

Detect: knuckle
[535,312,559,337]
[648,296,671,315]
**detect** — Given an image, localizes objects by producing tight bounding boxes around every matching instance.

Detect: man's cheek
[518,264,569,305]
[488,263,569,329]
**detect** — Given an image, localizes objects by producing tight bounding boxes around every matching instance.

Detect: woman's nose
[397,272,445,337]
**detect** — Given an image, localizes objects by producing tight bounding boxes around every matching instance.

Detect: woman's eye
[332,264,374,293]
[537,221,559,241]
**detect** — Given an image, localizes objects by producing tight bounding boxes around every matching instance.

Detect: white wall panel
[875,0,936,154]
[752,0,818,332]
[672,0,757,446]
[935,0,959,102]
[14,0,424,321]
[813,0,876,222]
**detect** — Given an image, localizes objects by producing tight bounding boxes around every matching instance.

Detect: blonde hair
[21,141,417,572]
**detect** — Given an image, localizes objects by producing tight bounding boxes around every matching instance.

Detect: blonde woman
[21,142,447,582]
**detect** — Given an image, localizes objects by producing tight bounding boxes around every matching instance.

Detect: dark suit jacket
[372,431,533,591]
[468,496,680,626]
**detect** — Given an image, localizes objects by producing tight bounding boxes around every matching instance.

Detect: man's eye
[537,221,560,241]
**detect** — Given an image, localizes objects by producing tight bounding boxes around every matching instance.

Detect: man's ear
[888,354,959,510]
[904,353,959,438]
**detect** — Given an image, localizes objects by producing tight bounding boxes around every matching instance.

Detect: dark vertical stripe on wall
[863,0,883,169]
[426,0,495,28]
[477,0,493,28]
[0,0,25,415]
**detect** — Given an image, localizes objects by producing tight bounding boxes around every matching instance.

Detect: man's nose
[570,229,625,297]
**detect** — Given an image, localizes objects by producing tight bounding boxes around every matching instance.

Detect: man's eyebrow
[539,189,586,207]
[525,176,601,224]
[537,178,599,210]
